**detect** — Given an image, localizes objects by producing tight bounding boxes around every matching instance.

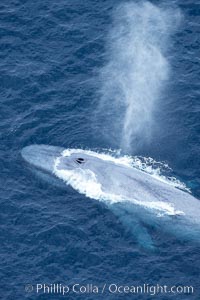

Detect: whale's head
[21,145,65,173]
[21,144,133,203]
[21,145,102,175]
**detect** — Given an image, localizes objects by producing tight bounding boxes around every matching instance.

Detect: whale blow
[96,2,181,152]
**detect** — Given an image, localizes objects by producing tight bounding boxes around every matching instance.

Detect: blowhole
[76,158,85,164]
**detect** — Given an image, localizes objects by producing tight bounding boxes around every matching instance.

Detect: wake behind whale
[21,145,200,250]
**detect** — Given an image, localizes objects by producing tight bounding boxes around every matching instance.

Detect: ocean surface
[1,0,200,299]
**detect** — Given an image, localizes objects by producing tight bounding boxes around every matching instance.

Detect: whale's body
[21,145,200,249]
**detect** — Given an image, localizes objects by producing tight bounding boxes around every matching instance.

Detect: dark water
[1,0,200,299]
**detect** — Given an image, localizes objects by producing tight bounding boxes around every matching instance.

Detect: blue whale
[21,144,200,249]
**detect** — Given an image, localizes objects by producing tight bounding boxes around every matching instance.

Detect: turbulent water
[1,0,200,299]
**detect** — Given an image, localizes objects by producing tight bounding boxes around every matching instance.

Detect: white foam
[134,200,184,217]
[60,148,189,191]
[54,148,187,216]
[54,156,126,205]
[131,156,190,192]
[61,148,133,167]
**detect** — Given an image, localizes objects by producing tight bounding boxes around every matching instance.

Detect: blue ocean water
[0,0,200,299]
